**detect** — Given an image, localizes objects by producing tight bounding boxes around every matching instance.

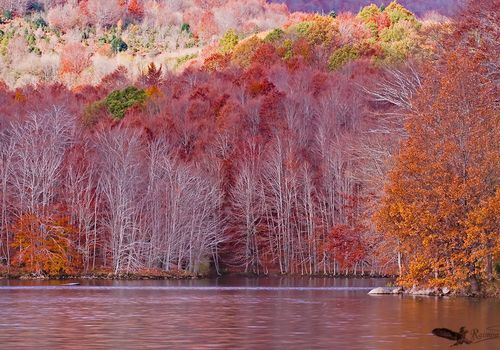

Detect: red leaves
[240,64,276,97]
[127,0,144,20]
[327,225,366,269]
[203,53,231,72]
[251,43,280,68]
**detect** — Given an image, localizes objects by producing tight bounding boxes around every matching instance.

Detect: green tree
[105,87,146,119]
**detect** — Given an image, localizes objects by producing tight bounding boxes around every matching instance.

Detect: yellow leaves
[304,15,338,46]
[231,36,262,68]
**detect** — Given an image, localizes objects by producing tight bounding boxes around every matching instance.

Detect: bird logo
[432,327,472,346]
[432,326,500,347]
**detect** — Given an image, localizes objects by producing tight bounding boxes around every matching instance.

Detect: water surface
[0,277,498,349]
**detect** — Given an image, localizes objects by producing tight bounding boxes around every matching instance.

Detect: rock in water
[368,287,402,295]
[441,287,451,295]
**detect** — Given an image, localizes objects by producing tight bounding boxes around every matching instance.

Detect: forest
[0,0,497,295]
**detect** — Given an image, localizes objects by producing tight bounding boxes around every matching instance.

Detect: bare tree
[95,129,144,274]
[65,139,99,272]
[229,141,264,273]
[363,63,422,112]
[9,107,75,218]
[0,129,15,266]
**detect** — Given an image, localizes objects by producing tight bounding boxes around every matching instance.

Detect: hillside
[271,0,463,17]
[0,0,447,88]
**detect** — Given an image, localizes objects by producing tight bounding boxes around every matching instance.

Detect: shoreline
[2,272,498,297]
[0,270,198,281]
[0,271,396,281]
[368,285,500,298]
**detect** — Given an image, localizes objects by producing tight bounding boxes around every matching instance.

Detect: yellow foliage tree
[375,52,499,294]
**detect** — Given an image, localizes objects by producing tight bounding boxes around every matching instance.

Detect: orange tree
[375,51,499,294]
[11,214,82,275]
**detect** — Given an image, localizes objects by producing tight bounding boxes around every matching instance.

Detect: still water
[0,277,498,349]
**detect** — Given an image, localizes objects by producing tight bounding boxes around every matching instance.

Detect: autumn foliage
[375,35,499,293]
[0,1,497,293]
[11,214,81,275]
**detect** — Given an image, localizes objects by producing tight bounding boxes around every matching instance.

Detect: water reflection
[0,277,498,350]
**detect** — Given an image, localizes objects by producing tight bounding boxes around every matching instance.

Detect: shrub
[105,86,146,119]
[33,17,47,29]
[111,36,128,53]
[328,45,360,70]
[181,23,191,33]
[3,10,13,21]
[25,33,36,46]
[29,46,41,55]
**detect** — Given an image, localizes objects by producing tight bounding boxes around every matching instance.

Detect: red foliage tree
[128,0,144,20]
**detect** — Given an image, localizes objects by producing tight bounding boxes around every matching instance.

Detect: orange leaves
[14,89,27,103]
[375,50,499,293]
[11,214,82,275]
[145,85,161,99]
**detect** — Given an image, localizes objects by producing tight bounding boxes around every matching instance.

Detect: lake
[0,277,498,349]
